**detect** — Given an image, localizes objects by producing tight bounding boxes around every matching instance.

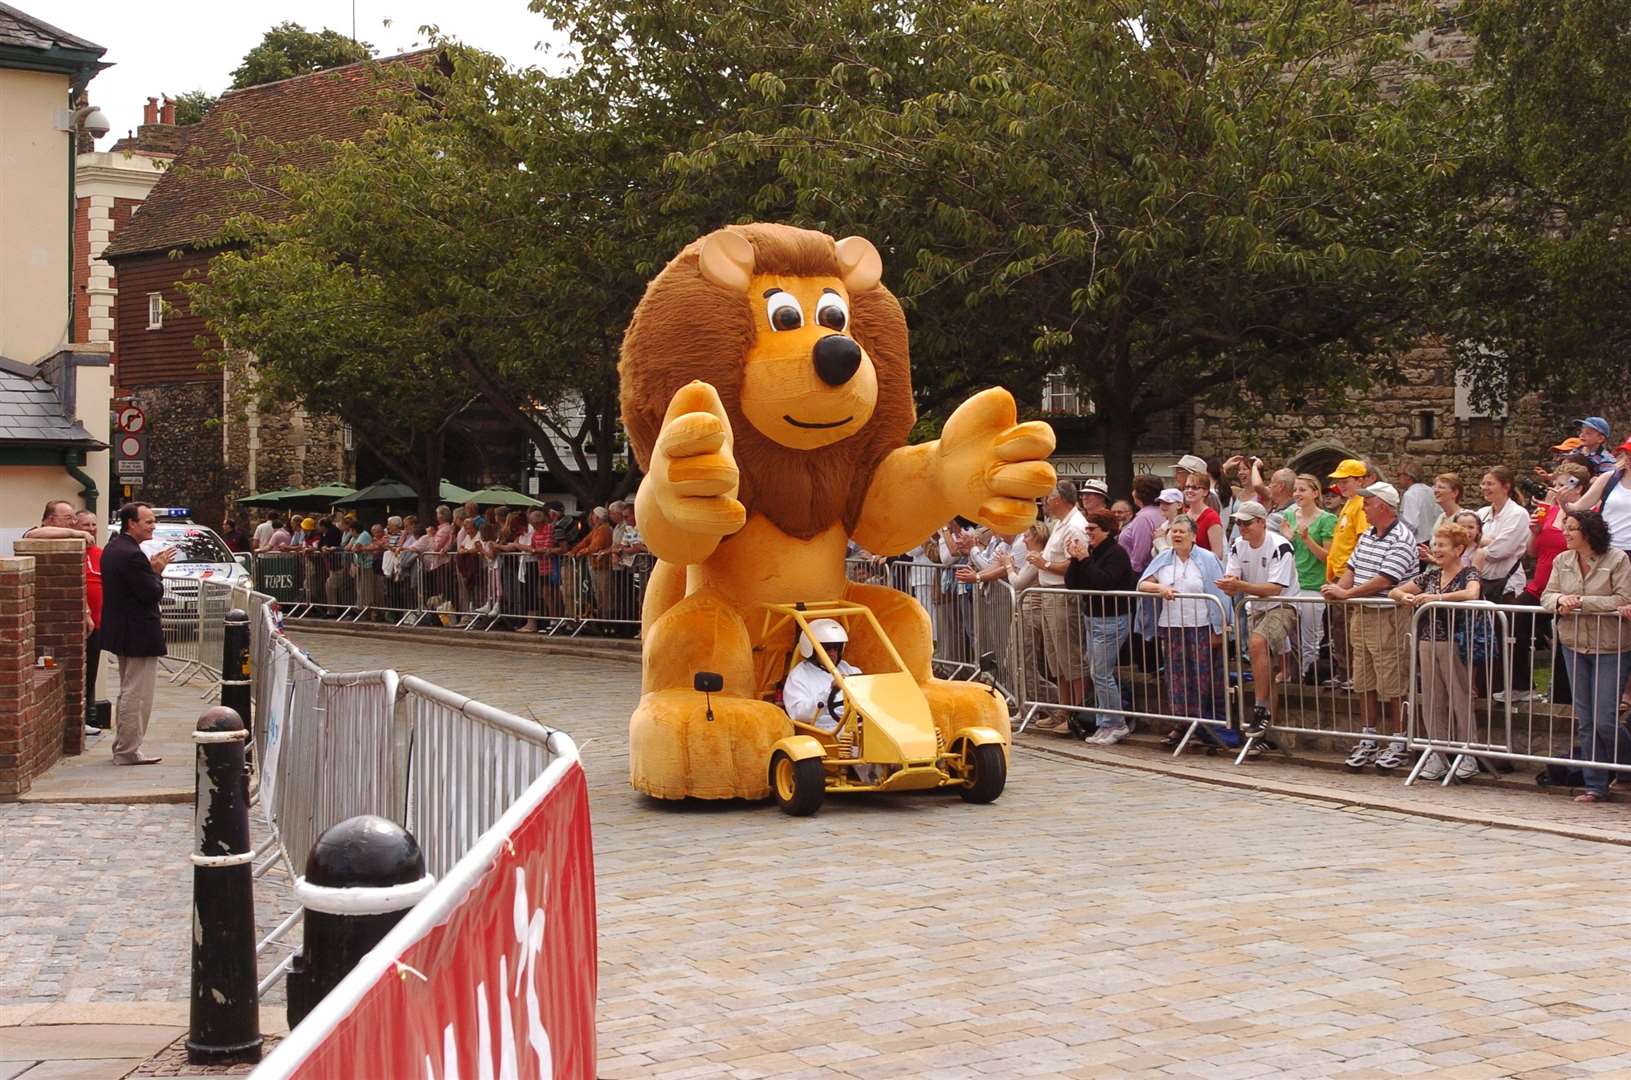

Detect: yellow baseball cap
[301,517,317,530]
[1329,459,1367,479]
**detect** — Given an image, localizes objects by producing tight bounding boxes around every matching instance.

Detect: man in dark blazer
[101,502,175,765]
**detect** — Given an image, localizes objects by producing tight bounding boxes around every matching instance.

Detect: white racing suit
[783,657,861,732]
[784,657,879,782]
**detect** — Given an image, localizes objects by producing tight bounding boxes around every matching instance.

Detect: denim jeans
[1086,615,1130,730]
[1560,645,1631,796]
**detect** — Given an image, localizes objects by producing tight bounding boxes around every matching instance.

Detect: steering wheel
[825,682,846,724]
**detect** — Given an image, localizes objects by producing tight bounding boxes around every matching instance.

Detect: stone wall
[121,380,229,522]
[1191,344,1630,494]
[220,374,352,509]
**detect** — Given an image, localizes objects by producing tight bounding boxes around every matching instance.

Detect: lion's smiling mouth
[783,415,853,430]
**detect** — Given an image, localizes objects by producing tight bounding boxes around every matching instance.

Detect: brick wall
[0,556,66,800]
[15,538,87,756]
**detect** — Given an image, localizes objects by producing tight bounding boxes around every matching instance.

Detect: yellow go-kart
[732,601,1007,816]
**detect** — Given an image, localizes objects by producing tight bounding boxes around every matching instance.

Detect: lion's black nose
[813,335,862,386]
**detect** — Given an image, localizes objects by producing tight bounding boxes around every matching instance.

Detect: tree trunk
[1098,408,1140,501]
[414,432,445,529]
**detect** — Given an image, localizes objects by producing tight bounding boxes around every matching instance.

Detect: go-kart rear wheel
[959,742,1007,804]
[770,751,825,816]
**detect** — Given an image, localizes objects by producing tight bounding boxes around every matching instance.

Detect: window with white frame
[1041,369,1092,415]
[147,293,163,330]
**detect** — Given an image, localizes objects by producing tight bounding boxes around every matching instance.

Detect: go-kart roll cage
[760,601,910,747]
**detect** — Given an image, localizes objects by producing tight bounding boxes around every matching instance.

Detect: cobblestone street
[6,629,1631,1077]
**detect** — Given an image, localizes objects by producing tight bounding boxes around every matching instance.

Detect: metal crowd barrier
[1014,587,1238,752]
[249,548,650,637]
[1228,595,1424,762]
[399,676,560,879]
[247,549,1016,692]
[182,579,570,995]
[1403,598,1631,787]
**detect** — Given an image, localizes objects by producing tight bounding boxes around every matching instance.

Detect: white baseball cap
[1156,487,1184,504]
[1358,482,1400,509]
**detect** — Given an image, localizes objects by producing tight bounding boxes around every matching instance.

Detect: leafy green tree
[230,21,373,89]
[1433,0,1630,409]
[531,0,1467,494]
[186,47,662,508]
[171,89,217,125]
[187,237,475,524]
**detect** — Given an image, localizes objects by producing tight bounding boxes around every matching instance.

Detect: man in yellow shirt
[1323,459,1371,688]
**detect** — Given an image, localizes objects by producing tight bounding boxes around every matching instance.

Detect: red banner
[260,759,597,1080]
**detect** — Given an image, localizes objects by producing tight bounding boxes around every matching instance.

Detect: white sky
[35,0,570,149]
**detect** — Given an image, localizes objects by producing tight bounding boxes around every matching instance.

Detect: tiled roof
[0,3,103,54]
[0,357,104,448]
[104,49,441,261]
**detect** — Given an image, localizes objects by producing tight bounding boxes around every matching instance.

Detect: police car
[137,509,250,609]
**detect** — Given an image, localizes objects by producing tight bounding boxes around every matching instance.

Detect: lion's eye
[815,291,848,332]
[765,291,803,332]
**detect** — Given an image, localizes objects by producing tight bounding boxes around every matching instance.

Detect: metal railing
[186,579,573,995]
[1229,595,1425,763]
[1014,587,1238,752]
[251,549,649,636]
[1402,598,1631,788]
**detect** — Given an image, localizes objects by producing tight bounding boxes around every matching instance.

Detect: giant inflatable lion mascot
[619,222,1056,800]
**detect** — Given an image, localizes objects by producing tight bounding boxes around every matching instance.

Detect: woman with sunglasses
[1182,476,1227,560]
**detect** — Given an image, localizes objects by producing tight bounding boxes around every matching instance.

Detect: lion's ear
[698,229,756,293]
[835,235,883,293]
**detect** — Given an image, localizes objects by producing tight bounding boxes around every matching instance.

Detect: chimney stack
[143,96,159,125]
[160,95,175,125]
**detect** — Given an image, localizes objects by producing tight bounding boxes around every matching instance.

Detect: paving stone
[0,1025,178,1061]
[10,633,1631,1076]
[8,1061,146,1080]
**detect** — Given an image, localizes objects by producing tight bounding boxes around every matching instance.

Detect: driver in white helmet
[783,618,862,732]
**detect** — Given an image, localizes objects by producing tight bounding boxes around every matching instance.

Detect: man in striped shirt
[1321,482,1418,772]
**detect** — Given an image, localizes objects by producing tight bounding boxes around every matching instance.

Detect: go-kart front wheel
[959,742,1007,804]
[770,751,825,816]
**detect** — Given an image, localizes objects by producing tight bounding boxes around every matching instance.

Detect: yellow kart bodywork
[762,601,1008,814]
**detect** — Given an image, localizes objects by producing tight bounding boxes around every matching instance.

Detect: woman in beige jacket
[1540,510,1631,803]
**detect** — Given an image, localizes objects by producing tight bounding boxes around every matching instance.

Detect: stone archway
[1286,439,1372,485]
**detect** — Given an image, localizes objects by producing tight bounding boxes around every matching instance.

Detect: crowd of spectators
[865,416,1631,802]
[245,498,647,632]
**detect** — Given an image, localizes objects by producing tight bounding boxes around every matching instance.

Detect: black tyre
[959,742,1007,804]
[770,751,825,816]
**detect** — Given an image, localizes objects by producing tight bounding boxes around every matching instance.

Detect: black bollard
[220,608,252,767]
[220,608,251,730]
[188,706,262,1065]
[287,815,434,1029]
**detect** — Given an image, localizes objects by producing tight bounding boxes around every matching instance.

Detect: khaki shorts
[1349,605,1409,698]
[1249,605,1298,656]
[1040,592,1084,680]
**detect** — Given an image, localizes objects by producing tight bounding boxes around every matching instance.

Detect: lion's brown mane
[618,223,917,541]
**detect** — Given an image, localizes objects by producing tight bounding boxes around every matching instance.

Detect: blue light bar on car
[150,507,193,518]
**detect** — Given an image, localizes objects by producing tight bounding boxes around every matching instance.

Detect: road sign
[116,406,146,434]
[114,425,147,485]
